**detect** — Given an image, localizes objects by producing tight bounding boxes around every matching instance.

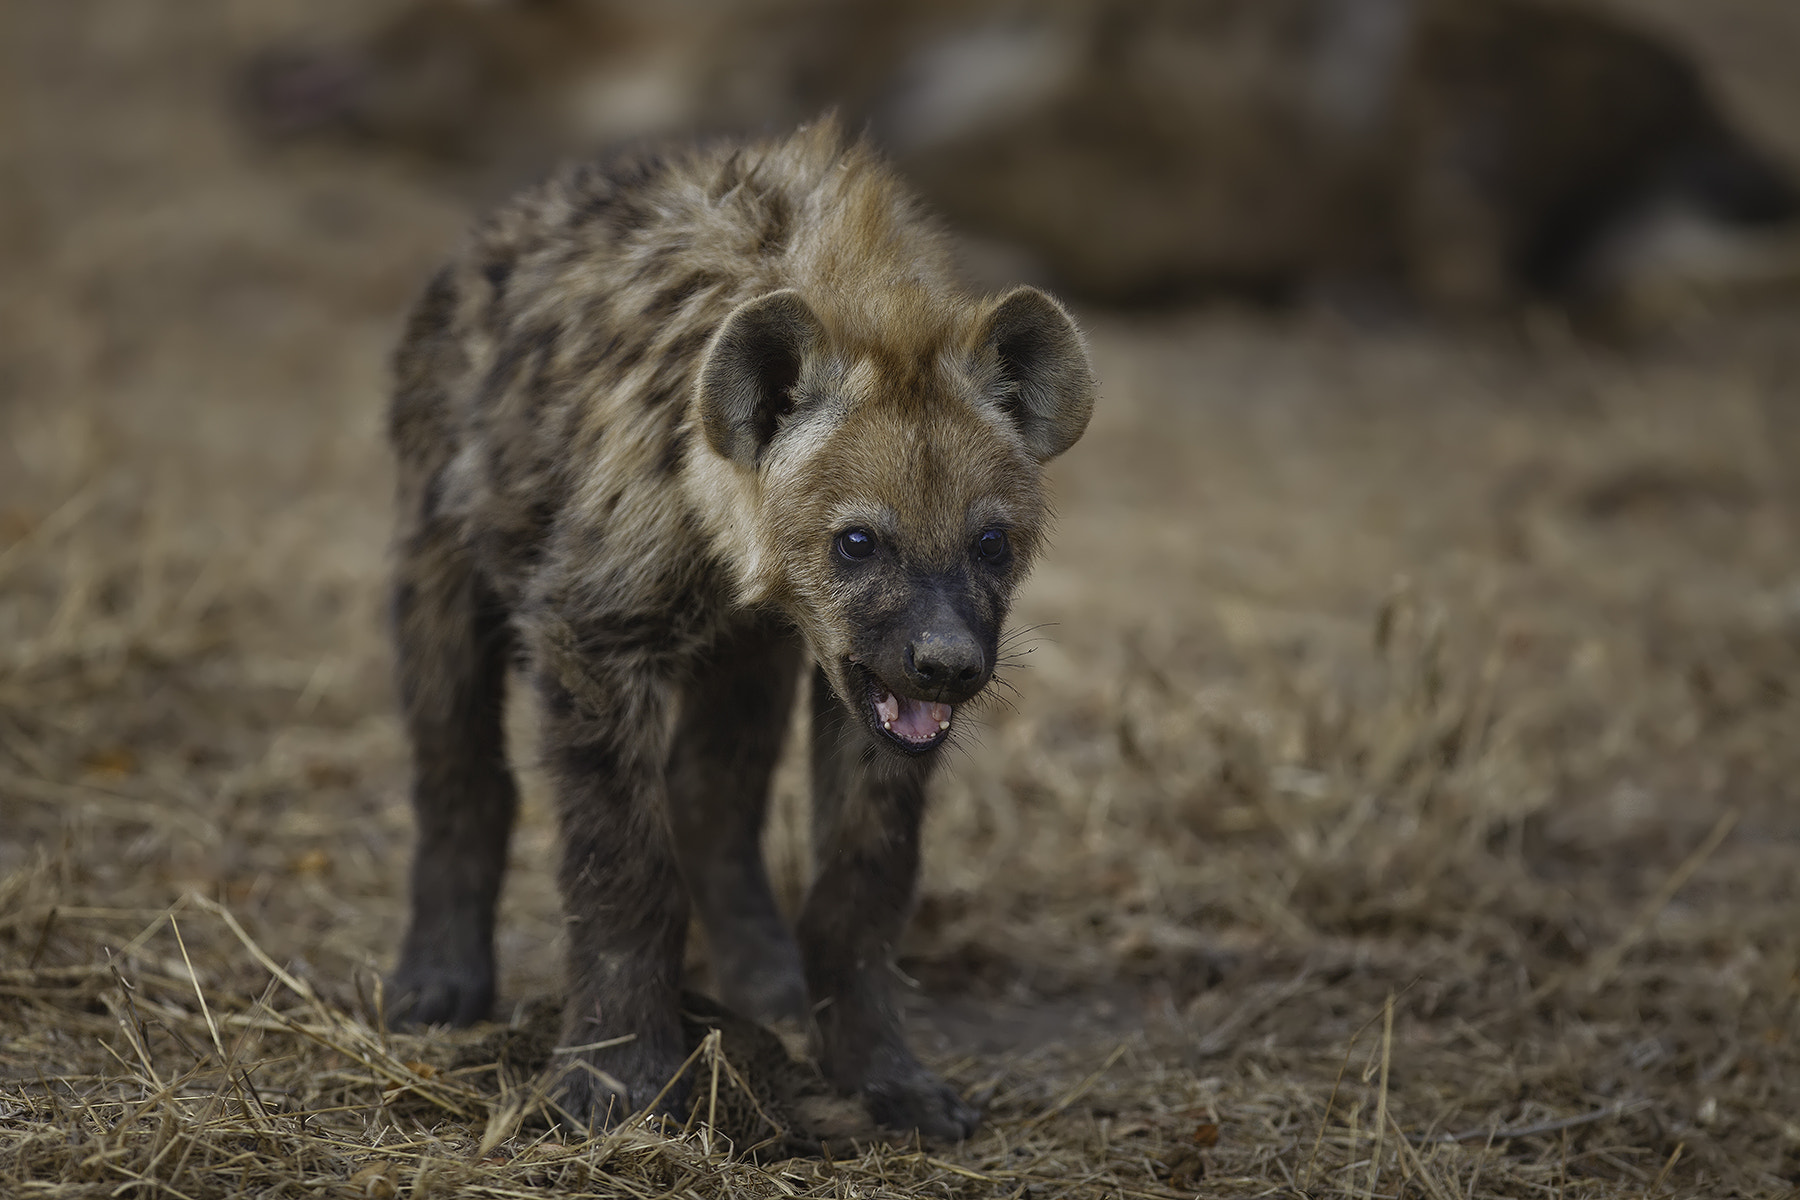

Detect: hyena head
[696,284,1095,755]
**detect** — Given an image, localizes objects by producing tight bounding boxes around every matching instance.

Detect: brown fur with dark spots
[384,117,1096,1140]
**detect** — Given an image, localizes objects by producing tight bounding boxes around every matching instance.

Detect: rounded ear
[697,289,826,468]
[975,286,1096,461]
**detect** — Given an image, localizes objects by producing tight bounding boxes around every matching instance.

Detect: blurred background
[232,0,1800,314]
[2,2,1799,1196]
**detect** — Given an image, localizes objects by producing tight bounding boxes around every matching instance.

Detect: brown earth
[2,2,1798,1197]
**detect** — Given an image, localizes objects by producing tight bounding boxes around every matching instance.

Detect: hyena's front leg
[801,666,979,1141]
[536,657,690,1128]
[389,527,517,1029]
[665,621,808,1026]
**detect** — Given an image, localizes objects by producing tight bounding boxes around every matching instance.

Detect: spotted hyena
[383,117,1095,1139]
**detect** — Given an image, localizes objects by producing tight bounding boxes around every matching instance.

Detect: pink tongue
[873,686,952,741]
[890,696,942,741]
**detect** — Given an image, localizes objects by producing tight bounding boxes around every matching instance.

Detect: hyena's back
[389,122,959,608]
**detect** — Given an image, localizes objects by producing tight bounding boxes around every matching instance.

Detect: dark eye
[976,528,1010,563]
[835,528,877,561]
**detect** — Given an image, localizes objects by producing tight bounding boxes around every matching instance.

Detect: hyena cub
[384,118,1095,1139]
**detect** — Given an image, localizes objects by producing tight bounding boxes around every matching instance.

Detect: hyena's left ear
[697,289,826,468]
[974,286,1096,462]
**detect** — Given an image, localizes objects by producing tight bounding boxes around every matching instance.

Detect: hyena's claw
[864,1069,981,1142]
[547,1069,632,1134]
[548,1056,689,1134]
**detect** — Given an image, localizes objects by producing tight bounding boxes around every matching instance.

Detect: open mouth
[853,665,954,752]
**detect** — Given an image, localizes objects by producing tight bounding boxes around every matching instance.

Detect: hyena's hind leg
[387,517,519,1028]
[666,620,809,1025]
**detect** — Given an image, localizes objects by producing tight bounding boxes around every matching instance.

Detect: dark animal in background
[881,0,1800,309]
[245,0,686,180]
[384,116,1095,1137]
[245,0,1798,314]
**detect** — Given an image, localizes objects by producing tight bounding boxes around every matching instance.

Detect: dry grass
[4,2,1800,1197]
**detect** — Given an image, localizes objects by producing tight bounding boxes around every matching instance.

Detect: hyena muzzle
[382,117,1095,1140]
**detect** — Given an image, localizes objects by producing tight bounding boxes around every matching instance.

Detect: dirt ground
[3,2,1799,1197]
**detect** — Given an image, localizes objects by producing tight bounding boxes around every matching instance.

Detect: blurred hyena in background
[243,0,1800,318]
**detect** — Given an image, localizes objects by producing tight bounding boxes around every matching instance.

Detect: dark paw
[863,1068,980,1142]
[548,1063,638,1133]
[386,956,494,1028]
[546,1042,691,1133]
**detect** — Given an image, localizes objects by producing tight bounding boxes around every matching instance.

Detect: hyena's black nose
[904,630,985,694]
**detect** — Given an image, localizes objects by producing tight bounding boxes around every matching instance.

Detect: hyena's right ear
[974,287,1097,462]
[697,289,826,468]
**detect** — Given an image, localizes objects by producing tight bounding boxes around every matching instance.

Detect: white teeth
[938,721,950,730]
[884,721,892,730]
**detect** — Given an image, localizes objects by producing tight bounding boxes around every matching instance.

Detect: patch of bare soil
[3,3,1798,1198]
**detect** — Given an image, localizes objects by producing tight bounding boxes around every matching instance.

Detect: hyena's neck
[680,443,781,610]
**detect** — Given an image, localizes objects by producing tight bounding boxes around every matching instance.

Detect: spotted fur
[385,117,1096,1139]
